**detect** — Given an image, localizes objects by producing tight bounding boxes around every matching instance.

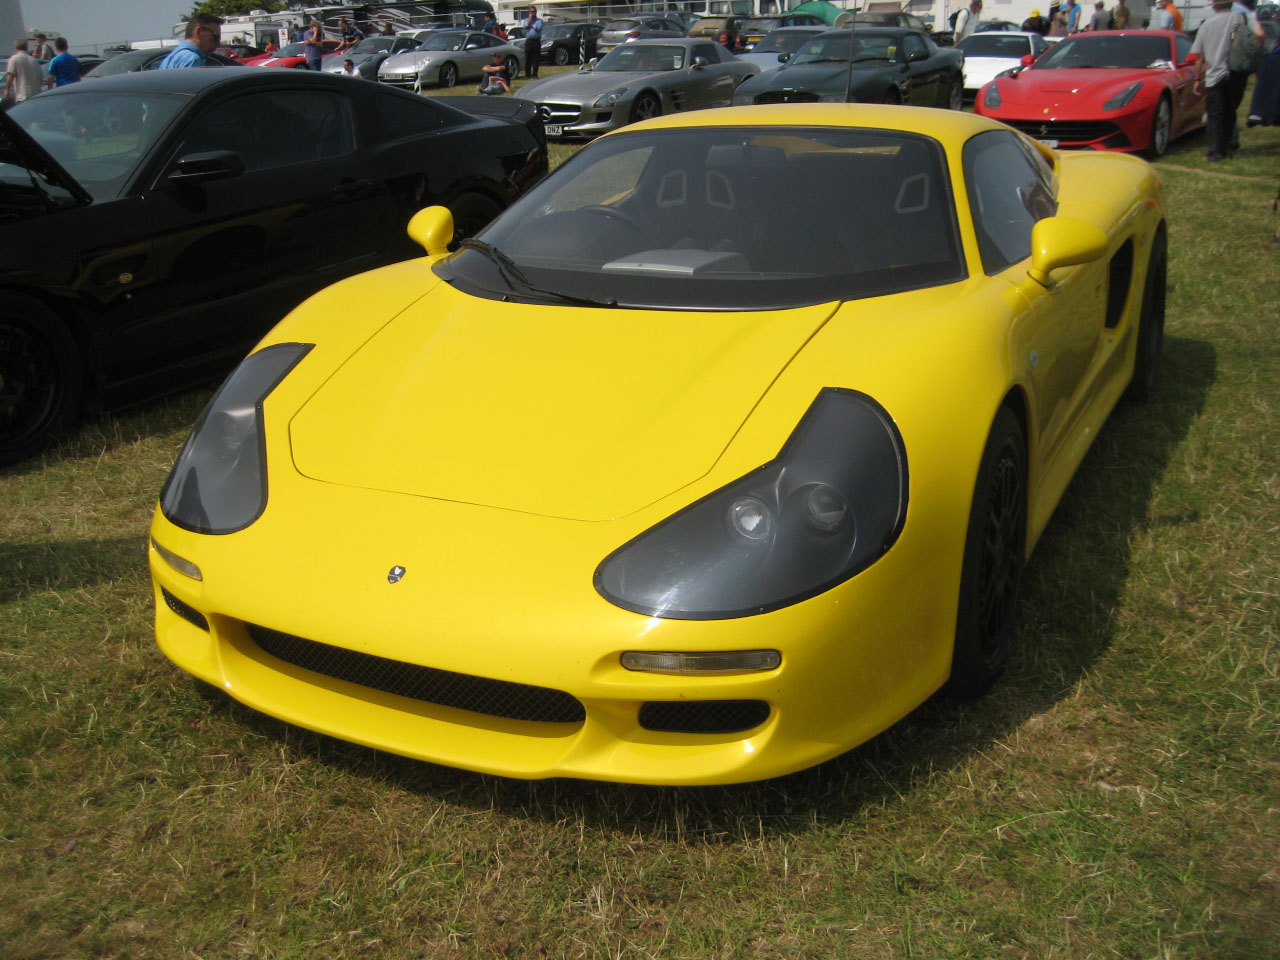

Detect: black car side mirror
[167,150,246,185]
[778,51,791,62]
[692,56,709,68]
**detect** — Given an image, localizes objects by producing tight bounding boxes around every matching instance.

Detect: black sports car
[0,69,547,464]
[537,22,605,65]
[731,27,964,108]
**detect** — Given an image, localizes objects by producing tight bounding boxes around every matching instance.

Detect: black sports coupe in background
[0,69,547,464]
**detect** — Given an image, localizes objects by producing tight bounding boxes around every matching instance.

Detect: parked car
[736,25,828,72]
[685,15,745,49]
[377,30,523,90]
[321,34,422,78]
[86,47,243,76]
[835,10,932,30]
[956,30,1050,94]
[149,102,1167,785]
[0,68,547,463]
[974,30,1204,157]
[733,28,964,109]
[735,13,828,51]
[515,38,758,139]
[215,43,265,60]
[537,21,605,65]
[241,41,341,68]
[597,17,688,52]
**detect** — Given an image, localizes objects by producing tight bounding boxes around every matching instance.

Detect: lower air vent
[162,587,209,631]
[246,625,585,724]
[639,700,770,734]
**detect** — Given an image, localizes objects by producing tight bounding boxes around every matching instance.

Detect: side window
[962,130,1058,274]
[393,37,416,52]
[375,89,457,134]
[176,90,354,172]
[693,43,718,62]
[903,34,926,60]
[464,33,483,49]
[1174,35,1191,62]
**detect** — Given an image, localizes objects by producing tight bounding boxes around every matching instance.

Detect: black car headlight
[983,79,1002,110]
[594,88,626,108]
[159,343,311,535]
[595,389,907,620]
[1102,81,1142,112]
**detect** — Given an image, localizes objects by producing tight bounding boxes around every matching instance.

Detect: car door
[1169,34,1201,135]
[680,42,737,109]
[898,32,940,104]
[136,85,385,370]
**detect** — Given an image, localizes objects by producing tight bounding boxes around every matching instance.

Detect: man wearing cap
[1021,8,1052,33]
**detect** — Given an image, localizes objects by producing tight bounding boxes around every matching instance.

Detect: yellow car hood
[290,285,837,521]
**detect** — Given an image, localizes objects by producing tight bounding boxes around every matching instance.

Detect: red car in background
[242,40,341,68]
[974,30,1204,157]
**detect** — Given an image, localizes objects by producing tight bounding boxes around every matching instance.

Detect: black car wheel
[504,56,520,79]
[630,93,661,124]
[1146,96,1172,159]
[945,407,1026,697]
[553,44,570,65]
[1126,231,1166,401]
[948,77,963,110]
[438,62,458,88]
[447,193,503,244]
[0,304,83,466]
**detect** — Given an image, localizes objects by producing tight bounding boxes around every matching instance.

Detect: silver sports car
[514,39,759,139]
[377,29,524,90]
[321,35,422,79]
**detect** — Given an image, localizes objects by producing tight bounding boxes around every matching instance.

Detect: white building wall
[0,0,25,48]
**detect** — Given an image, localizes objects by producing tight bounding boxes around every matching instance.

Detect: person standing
[32,33,55,59]
[954,0,983,40]
[1112,0,1131,27]
[4,38,43,105]
[1088,1,1114,29]
[523,6,544,78]
[1153,0,1177,29]
[304,19,324,70]
[336,18,363,52]
[1192,0,1251,159]
[45,37,80,87]
[1021,8,1052,33]
[1066,0,1083,31]
[158,13,222,68]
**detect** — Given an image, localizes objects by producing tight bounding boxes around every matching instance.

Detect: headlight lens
[159,343,311,535]
[983,79,1001,110]
[594,88,626,108]
[1102,81,1142,111]
[594,389,907,620]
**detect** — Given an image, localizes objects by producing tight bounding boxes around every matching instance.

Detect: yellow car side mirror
[1027,216,1109,287]
[408,206,454,257]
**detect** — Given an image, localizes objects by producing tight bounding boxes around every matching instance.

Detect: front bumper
[527,99,620,138]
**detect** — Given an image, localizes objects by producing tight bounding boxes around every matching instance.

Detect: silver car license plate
[545,124,563,136]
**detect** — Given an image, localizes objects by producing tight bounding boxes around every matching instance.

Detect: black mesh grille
[162,587,209,631]
[754,90,819,104]
[1002,119,1125,146]
[639,700,770,734]
[246,625,586,724]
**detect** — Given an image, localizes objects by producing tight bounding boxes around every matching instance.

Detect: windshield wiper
[458,239,617,308]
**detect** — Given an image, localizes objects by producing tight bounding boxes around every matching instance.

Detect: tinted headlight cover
[595,389,907,620]
[160,343,312,535]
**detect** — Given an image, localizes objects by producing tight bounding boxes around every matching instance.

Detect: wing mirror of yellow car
[1027,216,1109,288]
[408,205,454,256]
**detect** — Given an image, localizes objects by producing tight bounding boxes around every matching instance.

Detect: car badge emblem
[538,104,553,121]
[1040,124,1050,137]
[387,565,406,584]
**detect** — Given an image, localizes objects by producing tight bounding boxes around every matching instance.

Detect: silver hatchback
[597,17,688,52]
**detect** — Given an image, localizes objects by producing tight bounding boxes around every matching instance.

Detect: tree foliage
[186,0,289,18]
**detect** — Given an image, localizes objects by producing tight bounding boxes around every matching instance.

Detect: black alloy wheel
[1146,96,1172,159]
[0,309,83,466]
[630,93,661,123]
[553,44,570,65]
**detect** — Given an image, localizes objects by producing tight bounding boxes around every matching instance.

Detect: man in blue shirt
[523,6,544,78]
[158,13,223,68]
[45,37,80,87]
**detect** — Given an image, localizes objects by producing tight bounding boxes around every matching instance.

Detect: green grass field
[2,93,1278,958]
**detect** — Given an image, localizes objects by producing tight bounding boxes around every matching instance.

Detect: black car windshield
[793,33,898,64]
[957,34,1032,57]
[8,92,186,200]
[351,37,397,53]
[744,18,784,32]
[420,32,468,51]
[755,29,823,54]
[89,49,164,76]
[543,24,582,39]
[436,126,964,310]
[1033,34,1173,69]
[597,44,685,70]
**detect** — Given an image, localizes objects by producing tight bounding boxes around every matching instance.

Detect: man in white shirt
[4,39,44,105]
[954,0,983,40]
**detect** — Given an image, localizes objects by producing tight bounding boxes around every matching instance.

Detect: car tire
[447,193,503,245]
[1126,231,1166,402]
[554,45,570,65]
[630,92,661,123]
[945,406,1026,698]
[438,62,458,88]
[0,301,84,466]
[1146,96,1172,159]
[504,56,520,79]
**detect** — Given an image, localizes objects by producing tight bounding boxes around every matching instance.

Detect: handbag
[1228,13,1265,73]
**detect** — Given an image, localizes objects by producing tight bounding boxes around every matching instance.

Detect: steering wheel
[579,204,651,245]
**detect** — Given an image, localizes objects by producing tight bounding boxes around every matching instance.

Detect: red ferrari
[241,40,341,68]
[974,30,1204,157]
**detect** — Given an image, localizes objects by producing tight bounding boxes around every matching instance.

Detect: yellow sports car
[150,104,1166,785]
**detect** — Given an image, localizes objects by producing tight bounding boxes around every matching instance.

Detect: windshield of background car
[7,92,186,200]
[436,126,965,310]
[744,17,784,33]
[89,49,162,75]
[793,33,897,64]
[1032,34,1172,69]
[275,43,306,57]
[420,32,467,51]
[352,37,396,53]
[755,29,823,54]
[597,44,685,70]
[957,34,1032,56]
[604,19,642,30]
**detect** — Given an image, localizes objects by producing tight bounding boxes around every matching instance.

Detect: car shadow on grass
[0,536,147,605]
[199,334,1216,835]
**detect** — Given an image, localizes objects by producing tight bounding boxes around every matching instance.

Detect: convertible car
[150,104,1167,785]
[0,69,546,464]
[973,30,1203,157]
[515,39,759,138]
[732,28,965,108]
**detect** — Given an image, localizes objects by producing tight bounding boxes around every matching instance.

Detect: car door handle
[333,179,375,200]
